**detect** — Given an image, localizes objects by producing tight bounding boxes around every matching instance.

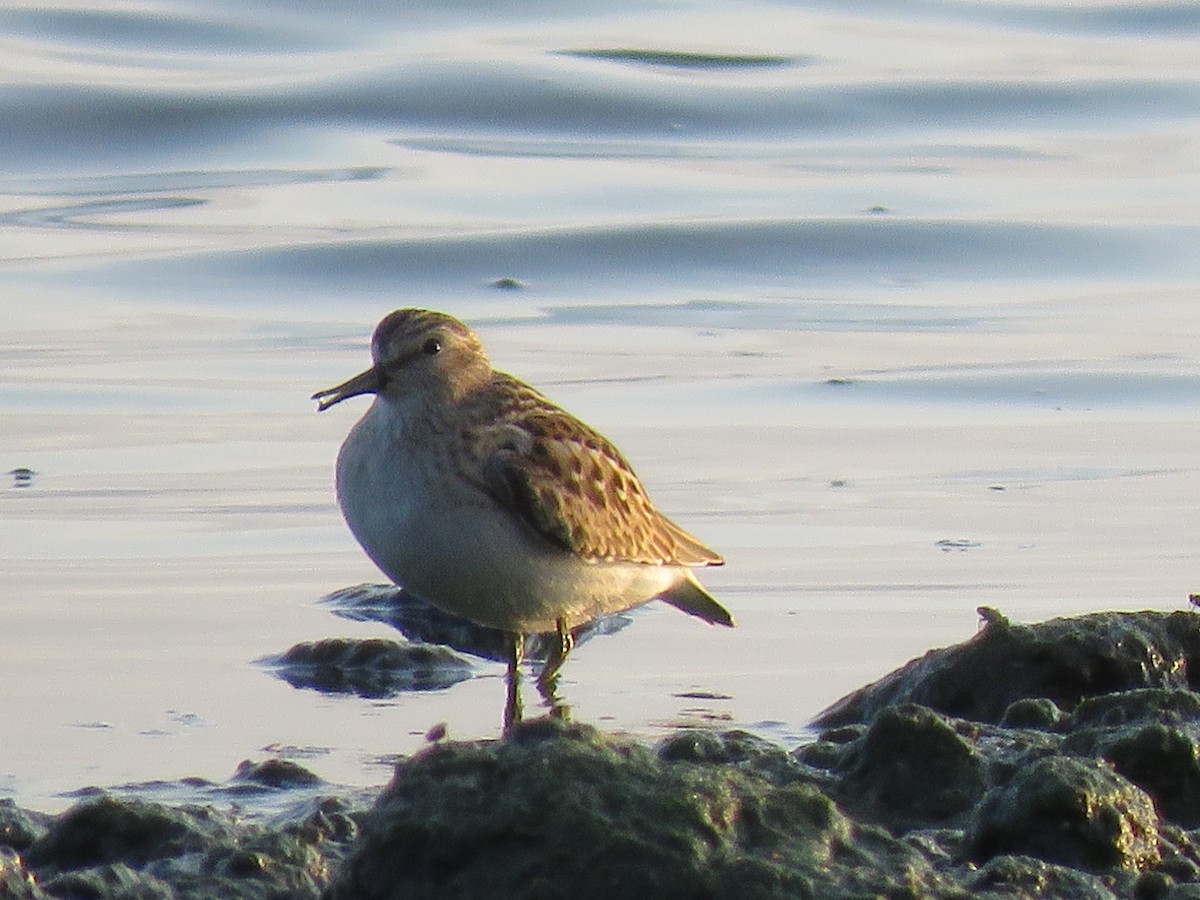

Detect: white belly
[334,401,683,634]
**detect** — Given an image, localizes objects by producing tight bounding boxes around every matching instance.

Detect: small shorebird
[313,309,733,725]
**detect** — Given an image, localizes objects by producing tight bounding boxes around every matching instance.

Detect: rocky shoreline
[8,608,1200,898]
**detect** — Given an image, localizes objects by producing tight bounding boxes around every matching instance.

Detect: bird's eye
[422,338,442,356]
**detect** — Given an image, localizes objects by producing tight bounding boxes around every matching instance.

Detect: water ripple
[0,197,205,231]
[0,6,335,54]
[77,218,1200,301]
[0,64,1194,170]
[0,166,389,198]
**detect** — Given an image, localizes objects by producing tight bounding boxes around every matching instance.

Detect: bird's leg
[538,618,574,687]
[536,618,574,720]
[504,632,524,733]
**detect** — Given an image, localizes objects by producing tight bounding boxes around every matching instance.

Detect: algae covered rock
[0,846,46,900]
[24,796,231,874]
[1103,725,1200,828]
[0,800,46,853]
[260,637,473,697]
[966,756,1161,873]
[330,718,958,900]
[966,854,1119,899]
[40,862,174,900]
[837,703,986,830]
[11,792,356,900]
[816,610,1200,728]
[793,608,1200,894]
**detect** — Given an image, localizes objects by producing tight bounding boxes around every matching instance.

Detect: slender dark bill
[312,367,383,412]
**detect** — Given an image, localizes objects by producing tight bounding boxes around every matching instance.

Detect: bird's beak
[312,366,384,412]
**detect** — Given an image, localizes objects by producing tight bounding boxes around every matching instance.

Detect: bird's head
[313,309,491,411]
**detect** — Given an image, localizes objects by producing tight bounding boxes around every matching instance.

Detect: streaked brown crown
[369,308,491,402]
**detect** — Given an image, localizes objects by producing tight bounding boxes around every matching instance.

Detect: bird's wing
[476,380,722,567]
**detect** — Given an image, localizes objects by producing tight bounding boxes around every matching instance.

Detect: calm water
[2,1,1199,812]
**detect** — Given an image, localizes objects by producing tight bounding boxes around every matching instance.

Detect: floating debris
[8,467,35,488]
[936,539,981,552]
[673,690,733,701]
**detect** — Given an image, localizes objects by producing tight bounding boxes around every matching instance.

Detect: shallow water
[2,1,1199,813]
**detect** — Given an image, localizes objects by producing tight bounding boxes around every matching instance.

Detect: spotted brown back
[474,373,723,567]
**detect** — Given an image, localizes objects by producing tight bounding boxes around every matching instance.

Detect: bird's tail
[660,573,734,627]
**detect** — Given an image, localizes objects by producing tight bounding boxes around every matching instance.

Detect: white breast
[333,398,683,634]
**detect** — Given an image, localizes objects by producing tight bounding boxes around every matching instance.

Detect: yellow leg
[504,633,524,732]
[536,619,574,720]
[537,618,574,688]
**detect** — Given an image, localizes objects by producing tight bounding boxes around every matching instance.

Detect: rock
[1000,697,1065,730]
[328,718,959,899]
[0,846,45,899]
[1057,691,1200,829]
[1101,725,1200,829]
[816,610,1200,728]
[11,793,359,899]
[231,758,323,791]
[1069,689,1200,730]
[1154,824,1200,885]
[966,854,1119,899]
[966,756,1161,873]
[41,862,174,899]
[657,728,810,785]
[0,800,46,851]
[836,703,986,830]
[24,796,230,874]
[259,637,473,697]
[274,796,360,847]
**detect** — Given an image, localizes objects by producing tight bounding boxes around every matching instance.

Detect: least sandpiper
[313,309,732,724]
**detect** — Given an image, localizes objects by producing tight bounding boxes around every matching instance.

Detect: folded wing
[479,386,723,569]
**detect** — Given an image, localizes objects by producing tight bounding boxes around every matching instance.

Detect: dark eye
[422,338,442,356]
